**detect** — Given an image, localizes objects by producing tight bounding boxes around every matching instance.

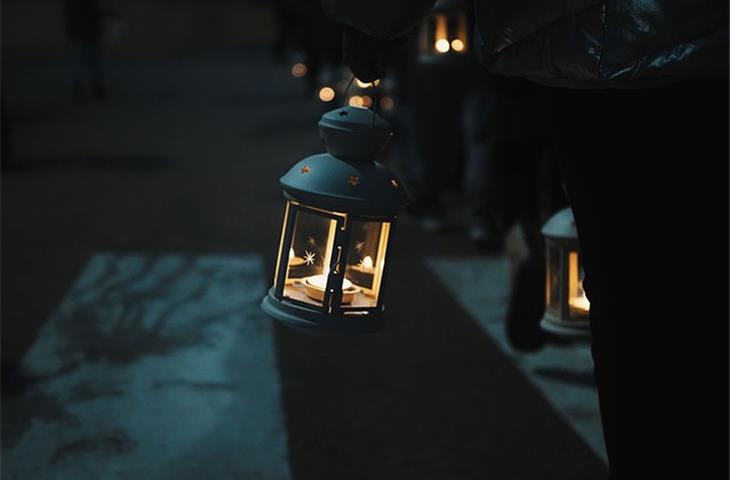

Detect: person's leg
[556,78,728,476]
[462,87,501,248]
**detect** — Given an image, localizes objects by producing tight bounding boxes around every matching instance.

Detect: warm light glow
[355,78,380,88]
[570,293,590,313]
[435,14,448,54]
[291,63,307,78]
[289,248,295,260]
[451,39,465,52]
[435,39,450,53]
[306,274,353,290]
[318,86,335,102]
[362,256,374,269]
[380,96,394,110]
[361,95,373,108]
[348,95,364,107]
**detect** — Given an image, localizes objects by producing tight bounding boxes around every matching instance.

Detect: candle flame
[289,248,295,260]
[362,256,374,269]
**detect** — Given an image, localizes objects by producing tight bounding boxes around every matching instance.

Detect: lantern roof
[542,207,578,240]
[318,106,392,161]
[280,107,409,216]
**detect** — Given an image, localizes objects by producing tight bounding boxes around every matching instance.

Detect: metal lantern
[418,0,470,64]
[261,106,409,333]
[540,207,591,339]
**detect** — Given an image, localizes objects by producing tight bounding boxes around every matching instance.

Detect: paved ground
[2,47,608,479]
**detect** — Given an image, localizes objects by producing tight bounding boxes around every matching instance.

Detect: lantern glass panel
[282,205,340,308]
[568,251,590,318]
[343,220,391,309]
[546,243,562,315]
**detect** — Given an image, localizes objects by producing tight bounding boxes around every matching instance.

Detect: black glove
[342,25,409,82]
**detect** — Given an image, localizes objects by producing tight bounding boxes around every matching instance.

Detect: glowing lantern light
[540,207,591,339]
[261,107,409,333]
[419,0,470,63]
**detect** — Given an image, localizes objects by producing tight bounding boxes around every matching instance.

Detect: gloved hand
[342,25,410,82]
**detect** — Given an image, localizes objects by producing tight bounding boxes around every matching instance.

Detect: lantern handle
[344,73,382,125]
[343,74,356,105]
[371,80,379,127]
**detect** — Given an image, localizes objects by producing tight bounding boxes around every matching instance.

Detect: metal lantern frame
[540,207,592,340]
[261,106,408,334]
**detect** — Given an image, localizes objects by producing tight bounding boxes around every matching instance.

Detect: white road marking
[3,254,292,480]
[427,257,607,463]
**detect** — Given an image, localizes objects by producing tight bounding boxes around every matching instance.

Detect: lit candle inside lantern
[307,272,353,290]
[303,267,359,303]
[569,291,590,313]
[288,248,305,266]
[360,256,374,271]
[348,255,376,295]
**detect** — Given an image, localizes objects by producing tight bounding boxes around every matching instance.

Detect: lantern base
[540,315,591,341]
[261,288,384,334]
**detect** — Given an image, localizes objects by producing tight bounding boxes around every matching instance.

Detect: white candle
[288,248,305,267]
[306,273,353,291]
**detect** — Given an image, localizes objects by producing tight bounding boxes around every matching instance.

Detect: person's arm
[322,0,436,81]
[321,0,436,40]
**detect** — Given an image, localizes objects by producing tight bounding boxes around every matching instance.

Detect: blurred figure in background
[272,0,342,94]
[390,0,504,246]
[64,0,106,103]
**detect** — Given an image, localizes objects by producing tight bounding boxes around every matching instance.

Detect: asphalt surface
[2,47,608,479]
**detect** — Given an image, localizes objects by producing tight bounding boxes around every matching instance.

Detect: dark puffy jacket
[323,0,728,88]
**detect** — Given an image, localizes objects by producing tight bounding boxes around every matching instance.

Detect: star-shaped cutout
[391,179,399,189]
[303,250,316,265]
[301,165,310,174]
[348,175,360,187]
[355,241,365,252]
[338,110,349,116]
[307,236,316,246]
